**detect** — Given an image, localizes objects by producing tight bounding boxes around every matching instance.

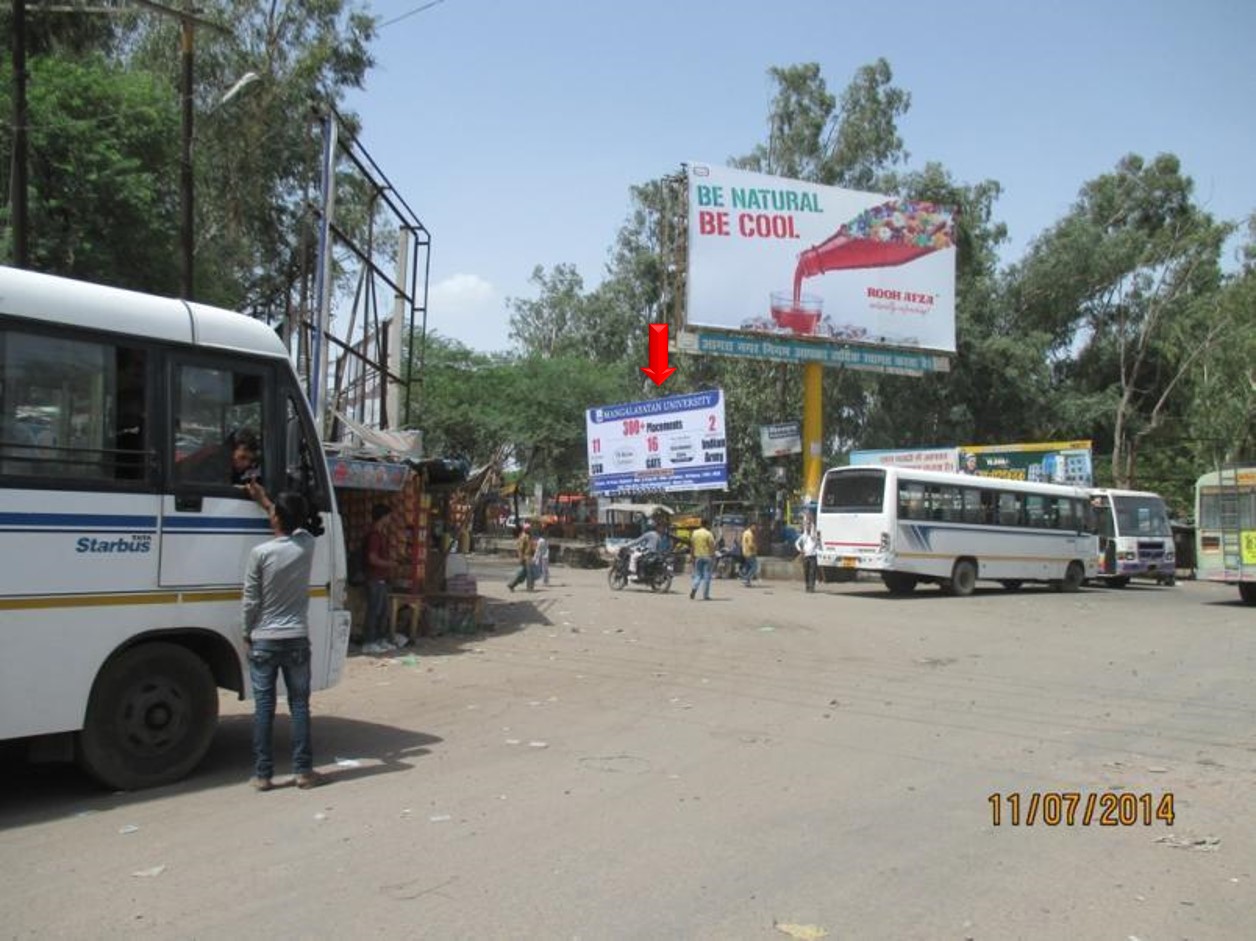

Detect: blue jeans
[249,638,313,779]
[508,562,535,590]
[365,578,390,643]
[742,555,759,585]
[691,556,713,599]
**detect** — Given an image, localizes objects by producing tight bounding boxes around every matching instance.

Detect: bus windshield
[1111,494,1172,537]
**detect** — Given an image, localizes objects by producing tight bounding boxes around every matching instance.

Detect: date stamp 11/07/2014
[988,792,1175,827]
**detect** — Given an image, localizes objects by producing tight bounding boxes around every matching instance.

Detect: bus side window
[1057,498,1078,532]
[998,492,1022,526]
[172,364,264,492]
[980,489,998,525]
[0,328,139,484]
[899,482,925,521]
[960,488,982,524]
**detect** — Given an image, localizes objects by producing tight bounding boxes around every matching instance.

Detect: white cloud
[425,273,513,353]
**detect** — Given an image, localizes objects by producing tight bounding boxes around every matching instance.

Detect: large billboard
[686,163,957,358]
[586,390,727,497]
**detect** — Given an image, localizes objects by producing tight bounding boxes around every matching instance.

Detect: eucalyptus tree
[1007,153,1235,488]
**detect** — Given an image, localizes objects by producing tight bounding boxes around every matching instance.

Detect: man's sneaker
[362,640,388,655]
[249,776,273,792]
[294,771,325,790]
[391,633,411,648]
[689,586,697,600]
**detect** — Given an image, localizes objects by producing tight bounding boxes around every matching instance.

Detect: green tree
[4,54,182,290]
[1008,153,1235,488]
[128,0,377,313]
[734,58,910,190]
[507,264,594,359]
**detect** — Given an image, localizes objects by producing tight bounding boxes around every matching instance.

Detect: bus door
[159,358,272,588]
[1091,496,1118,575]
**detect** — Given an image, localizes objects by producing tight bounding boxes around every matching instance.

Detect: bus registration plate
[840,557,858,568]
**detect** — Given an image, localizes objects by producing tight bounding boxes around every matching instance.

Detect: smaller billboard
[760,422,802,458]
[586,389,728,497]
[850,447,959,473]
[958,441,1093,487]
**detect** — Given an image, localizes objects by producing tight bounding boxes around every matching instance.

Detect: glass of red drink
[769,292,822,335]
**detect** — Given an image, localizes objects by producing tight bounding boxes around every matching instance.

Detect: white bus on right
[1087,488,1176,587]
[816,465,1097,597]
[1194,466,1256,605]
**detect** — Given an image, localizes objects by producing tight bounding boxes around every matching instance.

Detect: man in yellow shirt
[689,517,715,600]
[507,523,535,592]
[741,522,759,587]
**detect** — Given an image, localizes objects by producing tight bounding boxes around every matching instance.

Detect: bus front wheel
[948,559,977,597]
[1239,583,1256,605]
[78,642,218,791]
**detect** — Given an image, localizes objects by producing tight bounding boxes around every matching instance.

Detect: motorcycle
[713,545,741,580]
[608,547,674,593]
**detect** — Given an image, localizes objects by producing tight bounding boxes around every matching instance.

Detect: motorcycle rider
[624,519,661,577]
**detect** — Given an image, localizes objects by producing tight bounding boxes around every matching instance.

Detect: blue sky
[346,0,1256,353]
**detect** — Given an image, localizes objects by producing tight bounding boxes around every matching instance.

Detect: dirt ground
[2,561,1254,939]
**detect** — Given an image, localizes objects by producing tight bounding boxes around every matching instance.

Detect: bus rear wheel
[948,559,978,597]
[1054,561,1085,594]
[1240,583,1256,605]
[881,572,917,596]
[78,642,218,791]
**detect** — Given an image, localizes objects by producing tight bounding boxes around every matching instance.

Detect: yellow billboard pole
[802,361,823,501]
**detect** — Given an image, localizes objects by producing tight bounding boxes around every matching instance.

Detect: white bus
[1194,466,1256,605]
[1088,488,1176,587]
[0,267,352,788]
[816,465,1097,596]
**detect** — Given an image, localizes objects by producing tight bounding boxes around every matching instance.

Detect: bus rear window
[821,471,885,513]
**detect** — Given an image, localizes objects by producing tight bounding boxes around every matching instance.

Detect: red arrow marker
[640,323,677,386]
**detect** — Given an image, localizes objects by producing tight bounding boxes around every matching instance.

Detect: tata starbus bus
[1194,466,1256,605]
[0,267,352,788]
[816,465,1097,596]
[1087,488,1176,587]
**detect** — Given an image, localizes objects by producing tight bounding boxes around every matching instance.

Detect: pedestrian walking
[795,519,819,593]
[741,521,759,587]
[241,485,324,791]
[507,523,536,591]
[689,516,715,600]
[532,529,550,586]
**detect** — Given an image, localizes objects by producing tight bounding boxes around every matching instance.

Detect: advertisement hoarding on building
[586,390,728,497]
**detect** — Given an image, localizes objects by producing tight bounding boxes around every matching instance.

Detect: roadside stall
[327,453,427,643]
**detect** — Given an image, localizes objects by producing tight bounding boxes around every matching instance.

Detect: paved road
[2,564,1253,939]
